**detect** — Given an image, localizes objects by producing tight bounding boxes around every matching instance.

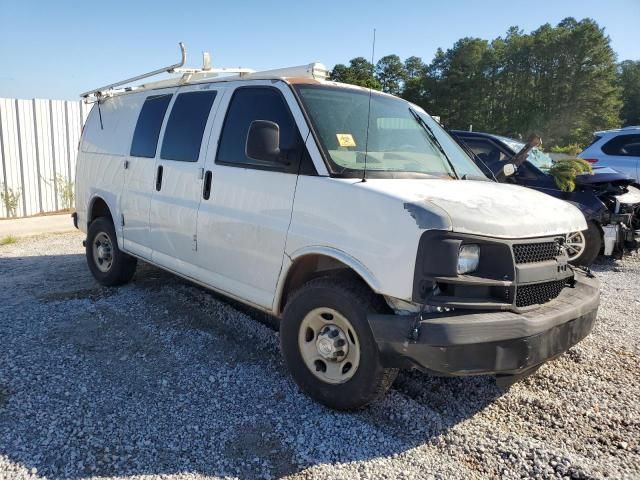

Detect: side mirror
[503,163,516,177]
[246,120,284,163]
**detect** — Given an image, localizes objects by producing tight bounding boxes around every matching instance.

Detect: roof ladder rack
[80,42,188,100]
[80,42,328,101]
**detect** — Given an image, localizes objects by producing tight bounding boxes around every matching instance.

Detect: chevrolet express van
[75,53,600,409]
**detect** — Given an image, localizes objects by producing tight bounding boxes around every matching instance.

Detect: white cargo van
[74,46,600,409]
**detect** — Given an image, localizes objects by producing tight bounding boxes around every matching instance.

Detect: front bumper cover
[368,270,599,376]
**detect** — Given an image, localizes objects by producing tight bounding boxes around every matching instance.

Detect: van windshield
[294,85,485,179]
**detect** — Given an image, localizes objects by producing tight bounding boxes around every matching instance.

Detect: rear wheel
[567,221,602,267]
[280,276,398,410]
[86,216,137,286]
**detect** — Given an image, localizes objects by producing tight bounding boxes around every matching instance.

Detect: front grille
[516,280,566,307]
[513,241,561,264]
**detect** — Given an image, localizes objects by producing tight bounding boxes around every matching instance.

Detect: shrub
[0,235,18,246]
[548,158,593,192]
[56,175,75,210]
[0,185,21,217]
[549,144,583,156]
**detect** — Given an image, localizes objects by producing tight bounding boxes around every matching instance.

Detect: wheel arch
[275,247,382,316]
[87,194,114,227]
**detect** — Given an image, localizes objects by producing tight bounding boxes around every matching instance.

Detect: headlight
[457,244,480,274]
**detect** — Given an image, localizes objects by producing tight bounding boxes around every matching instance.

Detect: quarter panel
[81,152,123,237]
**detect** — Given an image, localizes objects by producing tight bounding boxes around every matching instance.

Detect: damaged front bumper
[605,186,640,256]
[368,270,599,377]
[602,218,640,257]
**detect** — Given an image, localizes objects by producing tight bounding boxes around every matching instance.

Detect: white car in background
[579,126,640,182]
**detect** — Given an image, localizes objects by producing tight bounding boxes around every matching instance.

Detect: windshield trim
[408,107,458,179]
[287,82,333,176]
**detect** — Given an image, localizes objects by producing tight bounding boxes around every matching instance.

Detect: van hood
[361,178,587,238]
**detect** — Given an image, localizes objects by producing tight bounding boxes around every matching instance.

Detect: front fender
[563,192,609,224]
[274,246,382,314]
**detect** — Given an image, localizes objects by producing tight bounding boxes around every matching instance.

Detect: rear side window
[160,90,217,162]
[216,87,301,168]
[130,94,172,158]
[601,134,640,156]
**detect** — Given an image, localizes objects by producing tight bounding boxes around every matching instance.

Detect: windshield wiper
[408,108,459,179]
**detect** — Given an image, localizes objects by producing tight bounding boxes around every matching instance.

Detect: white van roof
[80,42,328,102]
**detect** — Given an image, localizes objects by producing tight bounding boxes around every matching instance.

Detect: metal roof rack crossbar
[80,42,328,102]
[80,42,188,99]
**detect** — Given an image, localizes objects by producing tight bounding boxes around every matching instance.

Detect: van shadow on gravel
[0,385,9,409]
[0,252,503,479]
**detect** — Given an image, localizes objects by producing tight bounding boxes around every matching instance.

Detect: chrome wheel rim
[565,231,586,261]
[92,232,114,273]
[298,307,360,384]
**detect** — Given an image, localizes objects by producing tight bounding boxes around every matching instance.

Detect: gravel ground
[0,232,638,480]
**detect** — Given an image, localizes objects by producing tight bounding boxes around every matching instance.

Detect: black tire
[86,216,137,286]
[280,276,398,410]
[570,221,602,267]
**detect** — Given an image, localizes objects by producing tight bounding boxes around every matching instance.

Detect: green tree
[402,56,427,106]
[375,54,406,95]
[330,18,624,146]
[619,60,640,126]
[529,18,621,145]
[413,38,496,131]
[404,56,426,80]
[398,18,622,145]
[402,55,432,107]
[329,57,380,89]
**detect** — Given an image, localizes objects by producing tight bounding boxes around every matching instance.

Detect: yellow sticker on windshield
[336,133,356,148]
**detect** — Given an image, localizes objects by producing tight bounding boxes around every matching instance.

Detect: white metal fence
[0,98,92,218]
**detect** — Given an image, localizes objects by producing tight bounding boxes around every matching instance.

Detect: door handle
[202,170,213,200]
[156,165,163,191]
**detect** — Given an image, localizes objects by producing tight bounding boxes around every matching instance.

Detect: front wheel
[280,276,397,410]
[567,221,602,267]
[86,216,137,286]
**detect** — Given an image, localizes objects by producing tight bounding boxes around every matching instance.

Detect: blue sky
[1,0,638,100]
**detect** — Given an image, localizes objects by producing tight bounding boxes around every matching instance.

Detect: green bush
[549,144,584,156]
[0,235,18,246]
[56,175,75,210]
[548,158,593,192]
[0,185,21,217]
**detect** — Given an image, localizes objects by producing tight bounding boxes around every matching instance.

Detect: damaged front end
[585,177,640,257]
[369,230,600,382]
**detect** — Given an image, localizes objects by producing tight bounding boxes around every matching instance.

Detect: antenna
[361,28,376,183]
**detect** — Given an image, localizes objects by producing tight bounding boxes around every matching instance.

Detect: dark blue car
[451,130,640,266]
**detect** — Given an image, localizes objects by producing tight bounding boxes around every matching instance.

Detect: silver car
[579,126,640,182]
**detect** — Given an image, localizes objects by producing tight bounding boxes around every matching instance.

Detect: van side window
[216,87,303,170]
[160,90,217,162]
[130,94,173,158]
